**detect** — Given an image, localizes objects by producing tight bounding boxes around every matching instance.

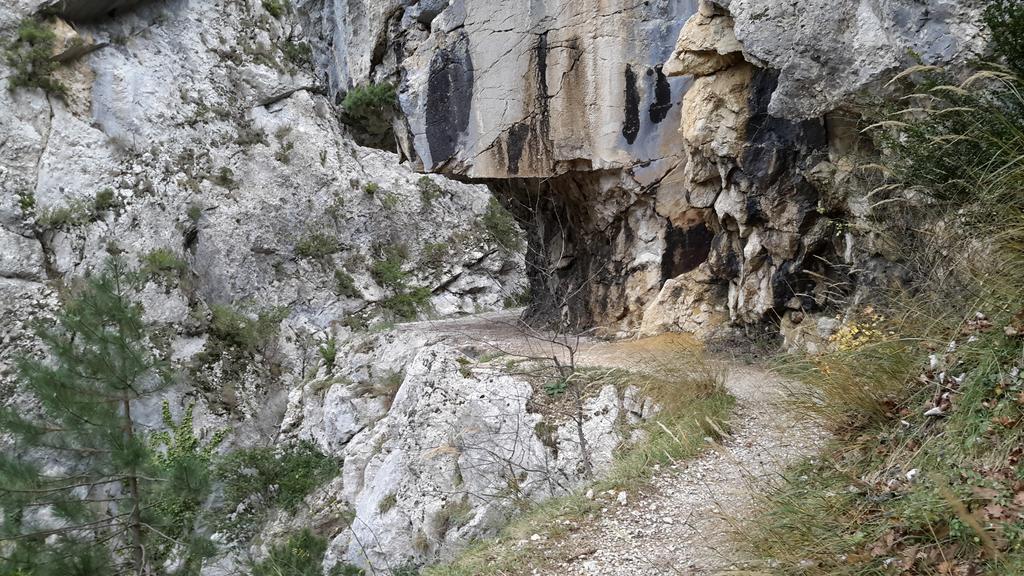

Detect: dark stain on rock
[648,65,672,124]
[536,31,549,109]
[622,64,640,144]
[503,32,554,175]
[425,31,474,170]
[742,69,827,187]
[506,122,531,175]
[661,220,715,281]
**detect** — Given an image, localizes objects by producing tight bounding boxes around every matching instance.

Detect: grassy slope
[741,4,1024,572]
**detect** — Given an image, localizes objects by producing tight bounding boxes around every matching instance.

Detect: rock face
[719,0,987,118]
[0,0,992,572]
[0,0,525,392]
[280,330,646,570]
[327,0,987,335]
[330,0,694,178]
[0,0,525,567]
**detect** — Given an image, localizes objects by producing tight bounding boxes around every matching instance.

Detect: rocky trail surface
[398,312,826,575]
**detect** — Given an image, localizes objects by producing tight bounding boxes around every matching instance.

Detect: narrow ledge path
[397,312,827,575]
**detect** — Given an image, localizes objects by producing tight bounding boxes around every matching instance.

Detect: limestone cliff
[0,0,992,573]
[332,0,986,336]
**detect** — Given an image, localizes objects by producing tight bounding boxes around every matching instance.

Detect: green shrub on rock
[215,440,339,536]
[334,268,362,298]
[5,17,65,96]
[296,231,342,260]
[340,83,398,151]
[141,247,187,285]
[480,198,524,254]
[252,530,326,576]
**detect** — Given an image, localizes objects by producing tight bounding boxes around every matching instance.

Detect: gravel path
[398,312,826,574]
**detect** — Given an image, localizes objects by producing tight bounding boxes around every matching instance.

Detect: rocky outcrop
[719,0,987,119]
[277,329,650,570]
[651,1,833,332]
[327,0,986,336]
[0,0,525,391]
[0,1,526,567]
[329,0,693,178]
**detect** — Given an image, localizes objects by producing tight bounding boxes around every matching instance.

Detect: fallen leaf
[972,487,1001,501]
[984,504,1006,519]
[1003,309,1024,338]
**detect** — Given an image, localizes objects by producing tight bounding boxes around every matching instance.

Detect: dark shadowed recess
[40,0,157,21]
[735,69,837,314]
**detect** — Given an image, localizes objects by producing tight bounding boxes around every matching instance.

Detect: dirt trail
[398,312,826,574]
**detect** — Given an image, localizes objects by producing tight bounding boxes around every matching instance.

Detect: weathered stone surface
[331,0,696,179]
[664,2,744,77]
[718,0,988,118]
[0,0,526,567]
[0,230,45,280]
[639,264,728,337]
[279,333,645,570]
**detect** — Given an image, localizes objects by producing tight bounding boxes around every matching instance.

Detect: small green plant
[456,356,472,378]
[35,198,95,229]
[5,17,65,96]
[340,83,398,150]
[370,245,408,288]
[261,0,288,18]
[149,401,226,541]
[381,286,432,320]
[296,231,341,260]
[208,304,289,353]
[187,202,204,223]
[318,336,337,373]
[334,269,362,299]
[275,140,295,163]
[420,242,449,270]
[216,441,338,519]
[986,0,1024,76]
[417,176,443,207]
[363,182,380,195]
[370,244,431,319]
[282,40,311,69]
[378,492,398,515]
[93,188,119,213]
[381,192,400,210]
[480,197,524,253]
[252,530,326,576]
[543,378,568,397]
[15,190,35,216]
[213,166,236,189]
[141,247,187,285]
